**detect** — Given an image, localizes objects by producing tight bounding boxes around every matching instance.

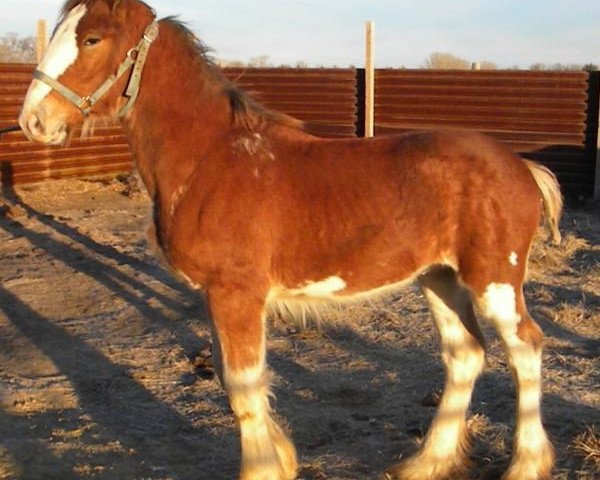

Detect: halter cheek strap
[32,20,159,118]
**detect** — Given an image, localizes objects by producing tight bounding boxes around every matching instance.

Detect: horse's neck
[122,23,232,199]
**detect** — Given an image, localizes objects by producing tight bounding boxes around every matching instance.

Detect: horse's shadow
[527,281,600,358]
[0,285,239,480]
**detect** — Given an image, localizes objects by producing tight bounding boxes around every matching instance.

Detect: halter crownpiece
[32,19,159,118]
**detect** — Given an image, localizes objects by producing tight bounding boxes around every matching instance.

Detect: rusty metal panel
[223,68,358,138]
[0,64,133,185]
[375,69,594,195]
[1,63,595,196]
[0,64,357,185]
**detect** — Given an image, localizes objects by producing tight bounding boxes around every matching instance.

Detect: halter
[32,20,159,118]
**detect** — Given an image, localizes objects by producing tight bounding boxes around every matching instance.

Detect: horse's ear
[107,0,128,22]
[107,0,123,13]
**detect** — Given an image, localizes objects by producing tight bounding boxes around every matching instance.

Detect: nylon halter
[32,20,159,118]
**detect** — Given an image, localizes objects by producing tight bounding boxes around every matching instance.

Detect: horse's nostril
[28,114,45,135]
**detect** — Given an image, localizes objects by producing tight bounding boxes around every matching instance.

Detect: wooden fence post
[365,21,375,138]
[36,20,48,63]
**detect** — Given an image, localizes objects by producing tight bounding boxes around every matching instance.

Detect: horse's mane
[60,0,304,133]
[166,19,304,133]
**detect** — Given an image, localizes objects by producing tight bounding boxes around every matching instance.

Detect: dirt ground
[0,177,598,480]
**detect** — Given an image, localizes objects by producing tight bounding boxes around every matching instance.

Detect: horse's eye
[84,37,101,46]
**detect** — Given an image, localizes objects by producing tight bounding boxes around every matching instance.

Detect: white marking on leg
[225,363,266,392]
[21,5,87,112]
[509,251,518,266]
[226,363,296,480]
[409,284,484,475]
[480,283,553,480]
[481,283,520,327]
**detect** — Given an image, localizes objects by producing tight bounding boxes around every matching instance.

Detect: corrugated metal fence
[0,64,131,184]
[1,63,598,196]
[374,70,598,195]
[223,68,358,138]
[0,65,358,184]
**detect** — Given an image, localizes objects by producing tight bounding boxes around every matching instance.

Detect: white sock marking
[481,283,520,326]
[420,286,483,462]
[481,282,550,473]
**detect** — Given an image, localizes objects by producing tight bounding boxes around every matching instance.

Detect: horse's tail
[525,160,563,244]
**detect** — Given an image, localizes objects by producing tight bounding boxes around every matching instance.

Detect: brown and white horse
[19,1,562,479]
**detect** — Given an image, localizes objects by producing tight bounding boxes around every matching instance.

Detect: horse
[18,1,562,479]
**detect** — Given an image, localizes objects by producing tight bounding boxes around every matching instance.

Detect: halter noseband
[32,20,159,118]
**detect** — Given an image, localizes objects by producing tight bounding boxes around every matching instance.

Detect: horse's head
[19,0,155,145]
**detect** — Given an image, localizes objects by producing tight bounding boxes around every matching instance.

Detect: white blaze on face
[22,4,87,111]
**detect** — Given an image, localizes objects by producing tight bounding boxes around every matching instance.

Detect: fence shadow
[522,145,596,199]
[1,162,198,300]
[0,407,85,480]
[0,162,209,354]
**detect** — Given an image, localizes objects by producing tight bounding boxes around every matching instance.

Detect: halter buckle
[78,96,93,111]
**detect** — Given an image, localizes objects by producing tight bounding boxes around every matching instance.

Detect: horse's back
[262,129,542,294]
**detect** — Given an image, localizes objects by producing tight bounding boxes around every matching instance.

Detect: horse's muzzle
[19,108,69,146]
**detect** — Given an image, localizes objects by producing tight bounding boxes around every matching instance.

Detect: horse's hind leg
[478,283,554,480]
[388,267,485,480]
[208,285,297,480]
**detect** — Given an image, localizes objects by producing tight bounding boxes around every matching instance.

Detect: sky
[2,0,599,68]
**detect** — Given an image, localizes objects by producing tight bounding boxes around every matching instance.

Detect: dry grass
[530,233,588,273]
[572,425,600,470]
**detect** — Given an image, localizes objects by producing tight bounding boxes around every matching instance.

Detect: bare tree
[479,60,498,70]
[530,63,546,71]
[0,33,35,63]
[217,59,246,68]
[423,52,470,70]
[530,62,596,71]
[247,55,272,68]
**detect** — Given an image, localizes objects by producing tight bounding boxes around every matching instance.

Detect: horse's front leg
[208,283,297,480]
